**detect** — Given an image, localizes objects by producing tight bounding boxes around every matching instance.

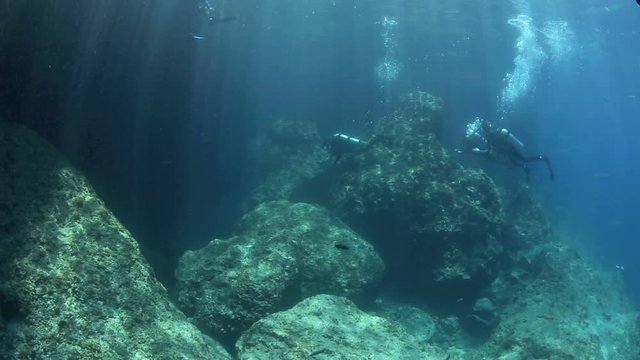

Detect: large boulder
[176,233,300,344]
[236,294,447,359]
[0,122,231,359]
[176,201,384,342]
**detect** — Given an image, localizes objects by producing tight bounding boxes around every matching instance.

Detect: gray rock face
[236,294,446,360]
[176,201,384,341]
[0,123,231,359]
[176,234,300,340]
[237,201,384,299]
[480,244,640,360]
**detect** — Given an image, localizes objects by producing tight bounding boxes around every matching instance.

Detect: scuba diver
[328,133,392,163]
[455,117,555,180]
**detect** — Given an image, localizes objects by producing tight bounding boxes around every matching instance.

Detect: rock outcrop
[296,92,504,309]
[236,294,447,360]
[0,122,231,359]
[238,92,640,359]
[479,243,640,360]
[176,201,384,343]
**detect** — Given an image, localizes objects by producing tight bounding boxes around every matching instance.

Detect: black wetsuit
[481,129,555,180]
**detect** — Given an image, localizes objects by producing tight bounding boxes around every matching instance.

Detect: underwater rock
[479,243,640,360]
[175,200,384,342]
[249,119,329,205]
[237,92,640,358]
[485,185,557,308]
[176,233,300,343]
[0,122,231,359]
[371,298,437,342]
[235,294,446,360]
[376,91,444,138]
[461,297,499,338]
[301,92,504,307]
[501,184,553,250]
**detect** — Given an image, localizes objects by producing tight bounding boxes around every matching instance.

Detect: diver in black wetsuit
[455,117,555,180]
[328,133,392,163]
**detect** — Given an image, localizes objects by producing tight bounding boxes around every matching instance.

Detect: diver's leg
[522,155,554,180]
[543,156,554,180]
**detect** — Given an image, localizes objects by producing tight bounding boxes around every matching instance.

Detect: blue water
[1,0,639,303]
[525,3,640,304]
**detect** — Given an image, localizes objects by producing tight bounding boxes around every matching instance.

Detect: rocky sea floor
[1,93,638,359]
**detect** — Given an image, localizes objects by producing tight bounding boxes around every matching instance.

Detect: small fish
[308,348,329,357]
[334,243,350,250]
[192,34,206,40]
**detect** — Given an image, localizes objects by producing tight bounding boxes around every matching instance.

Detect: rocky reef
[259,92,505,315]
[236,294,446,359]
[0,122,231,359]
[478,243,640,360]
[2,89,638,360]
[242,91,640,359]
[175,201,384,343]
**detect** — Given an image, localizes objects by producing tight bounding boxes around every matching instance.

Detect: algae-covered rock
[0,122,231,359]
[301,92,504,305]
[236,201,383,299]
[375,91,444,139]
[231,92,640,359]
[479,244,640,360]
[244,92,506,328]
[176,234,300,342]
[371,298,437,342]
[176,201,384,342]
[236,294,447,360]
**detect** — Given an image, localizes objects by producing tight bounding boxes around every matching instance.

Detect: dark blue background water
[1,0,638,303]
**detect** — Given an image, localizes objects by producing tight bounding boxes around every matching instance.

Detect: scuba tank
[499,128,525,152]
[331,133,368,153]
[329,133,369,161]
[332,133,366,146]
